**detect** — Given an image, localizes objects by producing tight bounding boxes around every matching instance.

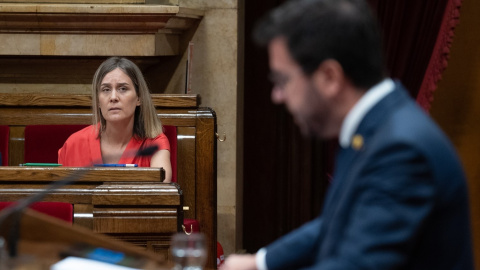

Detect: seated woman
[58,57,172,182]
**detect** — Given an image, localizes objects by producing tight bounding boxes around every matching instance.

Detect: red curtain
[367,0,463,111]
[417,0,463,111]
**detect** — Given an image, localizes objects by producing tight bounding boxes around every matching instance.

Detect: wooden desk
[0,209,171,269]
[0,167,182,261]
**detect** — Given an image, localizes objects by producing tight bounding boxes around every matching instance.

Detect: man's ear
[311,59,345,98]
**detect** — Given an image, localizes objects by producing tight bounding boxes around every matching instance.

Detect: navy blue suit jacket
[264,83,473,269]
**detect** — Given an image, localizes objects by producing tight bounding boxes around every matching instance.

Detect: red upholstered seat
[0,125,9,166]
[0,201,73,223]
[24,125,88,163]
[162,125,177,183]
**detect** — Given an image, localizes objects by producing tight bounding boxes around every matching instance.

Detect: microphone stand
[0,145,159,258]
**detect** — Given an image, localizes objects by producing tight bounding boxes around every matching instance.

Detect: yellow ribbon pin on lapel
[352,134,364,150]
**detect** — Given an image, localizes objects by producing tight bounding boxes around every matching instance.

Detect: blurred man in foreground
[222,0,473,269]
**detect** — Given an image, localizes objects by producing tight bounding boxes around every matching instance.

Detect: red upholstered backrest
[0,201,73,223]
[24,125,177,181]
[24,125,88,163]
[0,125,9,166]
[163,125,177,183]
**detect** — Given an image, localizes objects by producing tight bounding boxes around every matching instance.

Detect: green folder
[21,163,62,167]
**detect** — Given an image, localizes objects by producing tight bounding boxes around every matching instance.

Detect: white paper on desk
[50,256,141,270]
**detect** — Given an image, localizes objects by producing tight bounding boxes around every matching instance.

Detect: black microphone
[0,144,160,258]
[137,145,159,157]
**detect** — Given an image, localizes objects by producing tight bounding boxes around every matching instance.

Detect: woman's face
[98,68,140,125]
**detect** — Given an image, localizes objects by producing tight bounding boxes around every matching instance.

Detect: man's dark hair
[253,0,385,89]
